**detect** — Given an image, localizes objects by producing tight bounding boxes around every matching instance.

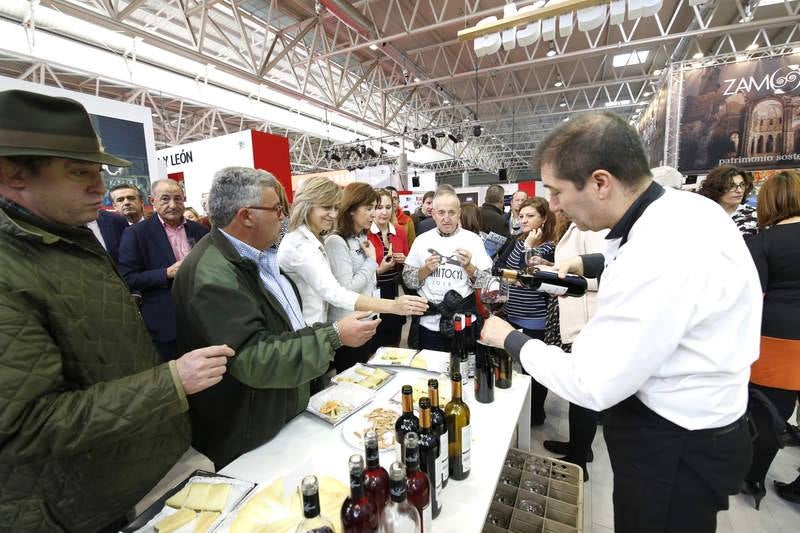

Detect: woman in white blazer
[277,177,427,333]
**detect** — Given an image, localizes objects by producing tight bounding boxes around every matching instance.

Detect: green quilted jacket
[0,205,191,532]
[173,227,339,468]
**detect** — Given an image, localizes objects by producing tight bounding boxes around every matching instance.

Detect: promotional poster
[678,54,800,173]
[637,83,669,167]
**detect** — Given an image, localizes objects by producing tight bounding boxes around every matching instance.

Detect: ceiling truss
[0,0,797,176]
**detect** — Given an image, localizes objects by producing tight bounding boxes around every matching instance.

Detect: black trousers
[746,382,800,483]
[567,402,599,462]
[604,396,751,533]
[154,340,177,361]
[333,343,374,374]
[418,326,451,352]
[373,280,406,348]
[562,343,599,462]
[517,326,547,422]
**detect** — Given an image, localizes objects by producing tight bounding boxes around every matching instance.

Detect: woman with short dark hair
[697,165,757,238]
[741,170,800,507]
[325,182,384,371]
[459,202,482,234]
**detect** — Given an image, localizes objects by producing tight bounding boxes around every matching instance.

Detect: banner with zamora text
[678,54,800,174]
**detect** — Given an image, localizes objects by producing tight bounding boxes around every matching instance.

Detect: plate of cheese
[127,473,254,533]
[216,474,348,533]
[368,346,419,367]
[391,375,452,407]
[331,364,394,390]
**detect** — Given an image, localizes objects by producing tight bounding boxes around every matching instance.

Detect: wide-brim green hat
[0,90,131,168]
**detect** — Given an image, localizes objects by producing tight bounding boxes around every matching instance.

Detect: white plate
[390,375,452,407]
[368,346,419,367]
[133,475,254,533]
[331,363,395,391]
[411,349,451,373]
[306,383,375,426]
[340,401,402,454]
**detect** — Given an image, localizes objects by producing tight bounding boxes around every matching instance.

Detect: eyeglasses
[728,182,747,192]
[247,204,284,216]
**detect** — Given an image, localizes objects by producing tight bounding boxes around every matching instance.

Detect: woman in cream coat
[277,177,426,332]
[542,221,608,481]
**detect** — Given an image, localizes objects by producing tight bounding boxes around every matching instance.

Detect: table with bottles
[220,365,532,532]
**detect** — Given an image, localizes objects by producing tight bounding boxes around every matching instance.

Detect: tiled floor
[529,393,800,533]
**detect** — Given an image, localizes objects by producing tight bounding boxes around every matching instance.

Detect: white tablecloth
[220,368,532,533]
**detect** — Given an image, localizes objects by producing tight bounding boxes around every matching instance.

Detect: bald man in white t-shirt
[403,192,492,351]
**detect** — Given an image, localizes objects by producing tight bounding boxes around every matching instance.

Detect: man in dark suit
[119,179,208,361]
[91,209,128,264]
[480,184,511,238]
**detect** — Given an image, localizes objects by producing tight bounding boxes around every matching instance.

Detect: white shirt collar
[370,222,396,235]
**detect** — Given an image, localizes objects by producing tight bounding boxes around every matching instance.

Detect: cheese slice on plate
[193,511,220,532]
[155,508,196,532]
[165,485,190,508]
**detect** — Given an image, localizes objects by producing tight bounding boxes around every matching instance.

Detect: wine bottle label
[459,361,469,385]
[461,424,472,472]
[468,353,475,378]
[422,503,432,533]
[538,282,568,296]
[439,432,449,484]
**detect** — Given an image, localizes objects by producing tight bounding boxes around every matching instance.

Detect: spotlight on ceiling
[366,147,378,158]
[546,43,557,57]
[413,139,421,149]
[473,125,483,137]
[330,151,341,162]
[324,149,331,161]
[430,137,437,150]
[434,132,446,138]
[421,133,429,145]
[448,132,458,143]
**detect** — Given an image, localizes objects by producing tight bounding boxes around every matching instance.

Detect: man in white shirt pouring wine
[481,112,762,533]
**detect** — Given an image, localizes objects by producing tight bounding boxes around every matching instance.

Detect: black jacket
[480,203,510,238]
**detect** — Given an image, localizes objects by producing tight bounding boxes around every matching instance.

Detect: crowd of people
[1,89,799,533]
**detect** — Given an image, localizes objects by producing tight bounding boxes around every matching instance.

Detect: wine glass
[478,275,509,318]
[524,248,554,274]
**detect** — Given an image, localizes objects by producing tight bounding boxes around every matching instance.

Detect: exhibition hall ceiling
[1,0,798,175]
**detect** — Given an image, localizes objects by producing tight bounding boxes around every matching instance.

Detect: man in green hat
[0,89,234,532]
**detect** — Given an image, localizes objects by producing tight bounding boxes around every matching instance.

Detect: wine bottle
[378,462,421,533]
[364,430,390,515]
[445,372,471,481]
[427,379,449,489]
[464,314,477,379]
[341,455,379,533]
[295,475,336,533]
[403,433,432,533]
[497,267,587,297]
[494,347,513,389]
[474,340,495,404]
[395,385,419,463]
[417,398,441,518]
[450,316,464,384]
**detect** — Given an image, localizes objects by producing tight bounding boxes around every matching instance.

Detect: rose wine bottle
[341,455,379,533]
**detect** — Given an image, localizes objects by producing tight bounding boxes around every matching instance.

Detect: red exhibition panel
[517,180,536,197]
[251,130,294,202]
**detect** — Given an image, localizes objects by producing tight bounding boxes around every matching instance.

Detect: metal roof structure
[0,0,798,178]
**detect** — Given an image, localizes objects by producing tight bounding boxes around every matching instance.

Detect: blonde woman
[277,177,427,330]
